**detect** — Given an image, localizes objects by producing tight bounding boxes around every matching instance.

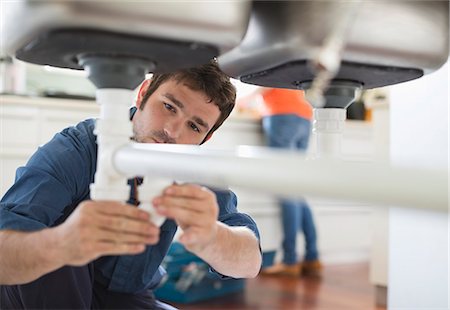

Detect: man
[0,62,262,309]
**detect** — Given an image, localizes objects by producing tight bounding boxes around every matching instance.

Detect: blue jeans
[262,114,319,264]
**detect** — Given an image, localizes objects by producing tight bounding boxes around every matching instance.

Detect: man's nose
[163,119,183,141]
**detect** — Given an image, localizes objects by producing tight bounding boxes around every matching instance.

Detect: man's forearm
[193,222,262,278]
[0,229,64,285]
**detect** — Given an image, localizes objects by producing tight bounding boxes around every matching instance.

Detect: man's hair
[139,60,236,142]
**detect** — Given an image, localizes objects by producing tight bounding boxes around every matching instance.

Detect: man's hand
[152,184,261,278]
[152,184,219,254]
[53,201,160,266]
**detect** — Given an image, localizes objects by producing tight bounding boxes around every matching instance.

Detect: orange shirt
[261,88,313,120]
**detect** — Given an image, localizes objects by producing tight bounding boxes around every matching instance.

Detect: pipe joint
[138,178,172,227]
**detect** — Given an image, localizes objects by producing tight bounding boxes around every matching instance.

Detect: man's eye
[164,103,176,113]
[189,122,200,133]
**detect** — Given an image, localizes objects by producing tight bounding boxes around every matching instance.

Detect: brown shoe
[300,259,322,278]
[260,262,301,277]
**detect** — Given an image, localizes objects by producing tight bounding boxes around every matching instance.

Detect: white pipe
[113,143,448,212]
[312,108,346,159]
[138,178,170,227]
[90,89,133,201]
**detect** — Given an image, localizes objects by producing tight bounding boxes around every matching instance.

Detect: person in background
[238,87,322,277]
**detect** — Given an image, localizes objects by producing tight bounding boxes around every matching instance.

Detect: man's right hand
[53,200,159,266]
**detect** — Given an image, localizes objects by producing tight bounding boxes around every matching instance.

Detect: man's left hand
[152,184,219,253]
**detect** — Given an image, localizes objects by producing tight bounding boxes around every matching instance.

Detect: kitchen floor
[169,263,386,310]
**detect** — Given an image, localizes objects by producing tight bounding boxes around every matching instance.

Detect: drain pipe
[90,87,135,201]
[139,177,171,226]
[313,108,346,159]
[306,81,362,159]
[79,55,167,225]
[112,143,448,212]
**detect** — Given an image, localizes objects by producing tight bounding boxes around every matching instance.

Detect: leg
[263,115,299,264]
[281,199,300,265]
[300,203,323,277]
[0,264,94,309]
[300,202,319,261]
[294,118,322,275]
[92,280,178,310]
[260,198,301,276]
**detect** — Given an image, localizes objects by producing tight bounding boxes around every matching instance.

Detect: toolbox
[154,242,245,304]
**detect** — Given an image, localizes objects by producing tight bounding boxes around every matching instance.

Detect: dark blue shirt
[0,118,260,293]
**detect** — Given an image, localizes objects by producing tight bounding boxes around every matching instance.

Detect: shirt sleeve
[215,189,260,241]
[0,120,97,231]
[208,188,262,279]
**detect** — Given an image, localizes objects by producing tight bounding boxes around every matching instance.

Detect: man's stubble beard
[132,126,176,144]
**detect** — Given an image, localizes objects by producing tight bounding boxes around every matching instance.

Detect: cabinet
[0,95,99,195]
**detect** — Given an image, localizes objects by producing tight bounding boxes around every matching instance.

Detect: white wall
[388,60,449,309]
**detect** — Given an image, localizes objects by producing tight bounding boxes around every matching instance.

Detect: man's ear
[136,79,152,109]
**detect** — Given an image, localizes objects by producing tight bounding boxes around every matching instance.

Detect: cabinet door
[0,98,99,196]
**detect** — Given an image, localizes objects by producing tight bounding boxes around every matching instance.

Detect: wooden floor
[170,263,386,310]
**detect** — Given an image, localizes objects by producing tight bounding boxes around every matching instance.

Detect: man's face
[132,79,221,145]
